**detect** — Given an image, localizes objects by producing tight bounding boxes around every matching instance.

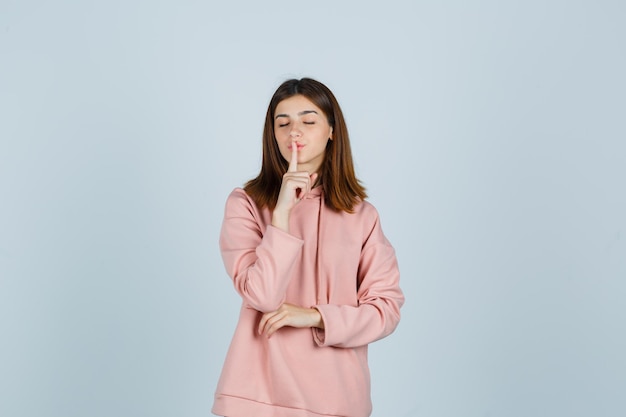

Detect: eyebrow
[275,110,319,119]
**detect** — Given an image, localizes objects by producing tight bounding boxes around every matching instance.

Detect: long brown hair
[244,78,367,213]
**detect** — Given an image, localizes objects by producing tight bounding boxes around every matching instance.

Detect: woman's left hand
[258,303,324,338]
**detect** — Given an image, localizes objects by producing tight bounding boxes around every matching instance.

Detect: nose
[289,126,302,138]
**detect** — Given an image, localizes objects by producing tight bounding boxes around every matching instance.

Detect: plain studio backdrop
[1,1,625,416]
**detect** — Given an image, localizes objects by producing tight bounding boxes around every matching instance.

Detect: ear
[329,126,334,140]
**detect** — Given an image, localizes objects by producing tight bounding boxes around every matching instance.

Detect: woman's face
[274,95,333,174]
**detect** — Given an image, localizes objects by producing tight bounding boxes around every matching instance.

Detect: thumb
[310,172,319,185]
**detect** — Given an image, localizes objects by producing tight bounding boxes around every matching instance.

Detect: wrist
[272,209,290,233]
[311,307,325,329]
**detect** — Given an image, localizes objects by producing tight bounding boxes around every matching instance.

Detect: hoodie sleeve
[312,211,404,348]
[219,189,304,313]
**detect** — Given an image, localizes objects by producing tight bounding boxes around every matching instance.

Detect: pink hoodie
[212,186,404,417]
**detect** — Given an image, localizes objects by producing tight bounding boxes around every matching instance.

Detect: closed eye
[303,122,315,125]
[278,123,289,127]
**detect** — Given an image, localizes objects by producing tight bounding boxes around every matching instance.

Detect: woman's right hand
[272,139,318,233]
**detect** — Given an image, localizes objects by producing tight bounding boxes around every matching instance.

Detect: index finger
[288,139,298,172]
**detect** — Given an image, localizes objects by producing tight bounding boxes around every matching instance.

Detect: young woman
[213,78,404,417]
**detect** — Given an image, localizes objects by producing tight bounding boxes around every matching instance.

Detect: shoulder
[350,199,393,247]
[350,199,381,224]
[225,187,250,205]
[226,187,250,202]
[322,198,395,254]
[224,188,262,218]
[324,198,382,238]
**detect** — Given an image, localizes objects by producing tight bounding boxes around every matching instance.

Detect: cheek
[274,128,290,143]
[275,132,286,146]
[275,138,289,159]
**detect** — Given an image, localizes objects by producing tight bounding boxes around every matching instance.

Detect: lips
[288,142,305,150]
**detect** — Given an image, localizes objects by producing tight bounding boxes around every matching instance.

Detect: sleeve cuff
[311,305,330,346]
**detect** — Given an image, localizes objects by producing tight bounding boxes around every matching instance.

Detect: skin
[271,95,333,232]
[258,95,331,338]
[274,94,333,176]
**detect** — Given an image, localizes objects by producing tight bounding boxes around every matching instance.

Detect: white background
[1,1,625,416]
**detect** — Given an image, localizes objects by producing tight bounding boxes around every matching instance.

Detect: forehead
[275,95,324,116]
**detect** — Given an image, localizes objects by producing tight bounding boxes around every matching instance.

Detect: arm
[221,142,317,313]
[219,190,303,313]
[272,138,317,233]
[312,214,404,348]
[257,302,324,338]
